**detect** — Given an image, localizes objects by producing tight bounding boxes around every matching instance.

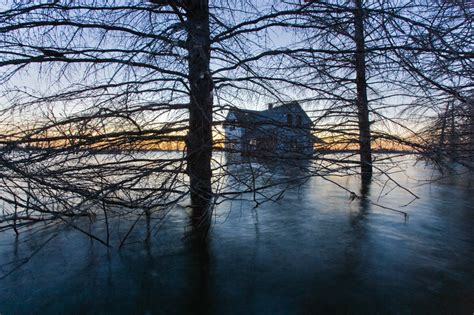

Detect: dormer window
[296,115,302,127]
[287,113,292,126]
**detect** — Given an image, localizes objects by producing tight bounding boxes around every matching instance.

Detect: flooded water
[0,155,473,314]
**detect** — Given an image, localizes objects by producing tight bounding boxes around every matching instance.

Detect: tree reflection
[186,203,212,313]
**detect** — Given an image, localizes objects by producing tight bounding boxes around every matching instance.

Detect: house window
[293,140,298,149]
[229,125,235,130]
[287,113,292,126]
[296,115,302,127]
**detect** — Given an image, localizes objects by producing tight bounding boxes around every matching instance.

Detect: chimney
[268,103,274,110]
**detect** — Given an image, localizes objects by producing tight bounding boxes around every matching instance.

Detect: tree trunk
[438,102,450,149]
[469,98,474,161]
[186,0,213,226]
[353,0,372,178]
[448,104,457,160]
[436,102,450,161]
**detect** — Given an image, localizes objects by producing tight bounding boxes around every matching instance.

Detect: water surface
[1,155,473,314]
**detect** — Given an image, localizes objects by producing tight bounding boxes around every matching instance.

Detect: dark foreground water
[1,156,473,314]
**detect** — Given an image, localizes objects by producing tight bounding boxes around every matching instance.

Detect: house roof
[225,101,312,127]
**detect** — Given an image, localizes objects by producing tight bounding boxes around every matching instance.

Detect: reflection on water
[0,156,473,314]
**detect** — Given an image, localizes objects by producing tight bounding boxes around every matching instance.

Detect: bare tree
[275,0,472,167]
[0,0,471,245]
[0,1,330,241]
